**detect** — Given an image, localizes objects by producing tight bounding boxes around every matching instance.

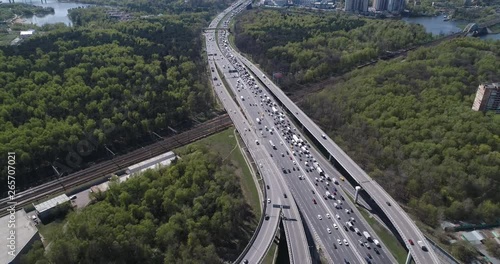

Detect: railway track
[0,114,232,218]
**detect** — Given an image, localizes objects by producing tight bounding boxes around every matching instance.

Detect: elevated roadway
[209,1,400,263]
[205,1,311,263]
[232,50,441,264]
[216,33,395,263]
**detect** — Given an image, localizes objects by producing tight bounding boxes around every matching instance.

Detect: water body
[402,15,500,41]
[18,0,89,26]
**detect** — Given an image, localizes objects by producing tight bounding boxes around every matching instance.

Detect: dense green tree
[301,38,500,223]
[234,9,433,88]
[0,7,217,195]
[484,238,500,259]
[21,147,254,263]
[451,240,480,263]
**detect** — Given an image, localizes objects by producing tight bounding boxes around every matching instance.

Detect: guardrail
[282,209,294,264]
[257,211,281,264]
[424,235,460,264]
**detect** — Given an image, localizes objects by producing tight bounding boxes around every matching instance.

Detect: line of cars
[216,16,388,264]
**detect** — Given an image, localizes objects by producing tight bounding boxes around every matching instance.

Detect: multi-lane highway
[204,2,311,263]
[205,3,401,264]
[228,29,441,264]
[211,34,393,264]
[206,2,442,264]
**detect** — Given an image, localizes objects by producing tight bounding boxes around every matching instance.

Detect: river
[8,0,500,40]
[402,15,500,41]
[16,0,89,26]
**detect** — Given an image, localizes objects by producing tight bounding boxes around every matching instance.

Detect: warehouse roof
[34,194,70,214]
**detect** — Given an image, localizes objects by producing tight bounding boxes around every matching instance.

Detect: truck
[373,239,380,247]
[292,135,299,142]
[317,167,324,176]
[269,140,276,149]
[417,240,427,251]
[363,231,372,241]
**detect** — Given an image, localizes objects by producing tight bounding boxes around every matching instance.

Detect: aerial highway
[205,4,400,264]
[229,32,441,264]
[204,2,311,263]
[213,33,394,264]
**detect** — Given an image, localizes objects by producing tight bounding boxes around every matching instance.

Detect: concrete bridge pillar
[354,186,362,204]
[405,251,413,264]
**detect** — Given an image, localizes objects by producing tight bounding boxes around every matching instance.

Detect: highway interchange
[204,2,405,263]
[205,2,311,263]
[230,38,441,264]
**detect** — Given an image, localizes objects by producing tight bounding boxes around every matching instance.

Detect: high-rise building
[472,83,500,113]
[344,0,368,12]
[373,0,387,11]
[344,0,353,11]
[387,0,405,12]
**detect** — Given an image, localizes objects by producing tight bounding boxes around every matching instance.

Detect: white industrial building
[0,209,40,264]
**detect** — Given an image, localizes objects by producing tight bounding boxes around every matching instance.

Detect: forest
[0,7,216,196]
[300,38,500,226]
[62,0,233,15]
[20,146,256,263]
[233,9,434,88]
[0,3,54,21]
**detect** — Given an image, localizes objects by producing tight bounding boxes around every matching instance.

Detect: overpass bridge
[203,27,227,31]
[463,17,500,36]
[233,52,442,264]
[205,1,312,263]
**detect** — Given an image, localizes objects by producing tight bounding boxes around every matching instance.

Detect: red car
[409,239,414,245]
[313,199,317,204]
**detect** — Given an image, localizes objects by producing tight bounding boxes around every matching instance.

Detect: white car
[322,134,326,139]
[344,239,349,246]
[333,223,338,229]
[326,213,331,219]
[327,228,331,234]
[345,209,350,214]
[336,214,340,219]
[317,215,322,220]
[337,239,342,245]
[267,198,271,204]
[359,240,364,246]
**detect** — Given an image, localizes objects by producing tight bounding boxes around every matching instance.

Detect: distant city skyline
[373,0,405,12]
[344,0,368,13]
